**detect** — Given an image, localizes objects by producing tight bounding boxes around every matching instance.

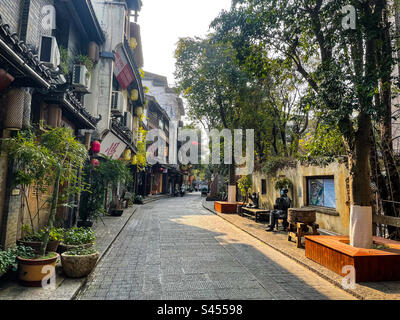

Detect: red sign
[114,46,135,90]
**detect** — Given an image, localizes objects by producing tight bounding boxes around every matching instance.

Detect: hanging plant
[75,54,94,79]
[59,46,69,75]
[274,177,293,191]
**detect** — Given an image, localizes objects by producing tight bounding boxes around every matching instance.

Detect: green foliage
[64,247,97,256]
[1,127,89,256]
[299,124,346,158]
[261,157,297,176]
[75,54,94,78]
[133,194,143,204]
[237,175,252,196]
[63,227,96,245]
[0,245,35,274]
[274,177,293,191]
[59,46,69,75]
[97,155,133,188]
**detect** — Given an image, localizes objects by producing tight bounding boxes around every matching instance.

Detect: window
[261,179,266,195]
[307,177,336,208]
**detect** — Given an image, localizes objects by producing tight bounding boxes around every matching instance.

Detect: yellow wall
[252,160,351,235]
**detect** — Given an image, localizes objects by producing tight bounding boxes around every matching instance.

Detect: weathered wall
[252,160,351,235]
[0,0,23,33]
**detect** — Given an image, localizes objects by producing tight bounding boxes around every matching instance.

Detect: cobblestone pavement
[77,193,356,300]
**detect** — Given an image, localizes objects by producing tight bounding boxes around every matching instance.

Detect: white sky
[138,0,232,87]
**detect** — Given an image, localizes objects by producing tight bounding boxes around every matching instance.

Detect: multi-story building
[88,0,145,162]
[0,0,106,247]
[142,71,185,193]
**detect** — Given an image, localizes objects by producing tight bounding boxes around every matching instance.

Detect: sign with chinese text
[100,132,127,160]
[114,45,135,90]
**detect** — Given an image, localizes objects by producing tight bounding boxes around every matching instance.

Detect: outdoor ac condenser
[72,65,89,88]
[111,91,124,115]
[39,35,60,68]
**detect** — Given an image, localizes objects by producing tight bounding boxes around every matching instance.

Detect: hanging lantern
[131,89,139,101]
[131,155,137,165]
[123,149,132,161]
[135,106,143,116]
[91,140,101,153]
[5,88,25,130]
[130,37,138,50]
[90,159,100,167]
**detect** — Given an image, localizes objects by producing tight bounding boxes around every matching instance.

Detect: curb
[201,200,364,300]
[71,196,168,300]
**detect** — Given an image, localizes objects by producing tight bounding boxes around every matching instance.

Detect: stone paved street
[77,193,356,300]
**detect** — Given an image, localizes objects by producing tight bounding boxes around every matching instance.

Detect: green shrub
[63,227,96,245]
[134,195,143,204]
[65,247,97,256]
[0,246,35,274]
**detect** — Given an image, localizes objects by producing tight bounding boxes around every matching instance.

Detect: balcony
[110,118,137,153]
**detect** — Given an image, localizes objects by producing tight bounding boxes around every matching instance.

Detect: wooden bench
[240,207,270,222]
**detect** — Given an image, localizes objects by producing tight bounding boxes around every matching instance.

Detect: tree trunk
[39,166,61,256]
[349,113,373,248]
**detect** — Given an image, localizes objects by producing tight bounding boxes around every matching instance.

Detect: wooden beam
[373,214,400,228]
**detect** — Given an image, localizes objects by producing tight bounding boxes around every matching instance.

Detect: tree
[2,127,88,256]
[175,37,248,200]
[212,0,399,247]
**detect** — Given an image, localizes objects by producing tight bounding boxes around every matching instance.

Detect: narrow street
[77,193,355,300]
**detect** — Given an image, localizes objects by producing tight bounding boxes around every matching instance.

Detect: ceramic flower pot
[61,251,99,278]
[17,240,60,253]
[17,253,59,287]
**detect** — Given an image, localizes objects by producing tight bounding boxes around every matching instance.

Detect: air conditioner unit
[72,65,89,88]
[39,36,60,68]
[111,91,124,114]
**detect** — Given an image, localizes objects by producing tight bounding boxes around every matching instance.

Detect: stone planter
[61,251,99,278]
[17,253,59,287]
[58,242,94,254]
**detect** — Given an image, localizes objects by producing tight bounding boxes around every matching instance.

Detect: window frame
[306,175,336,209]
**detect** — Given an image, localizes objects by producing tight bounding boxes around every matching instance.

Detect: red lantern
[91,141,101,153]
[91,159,100,167]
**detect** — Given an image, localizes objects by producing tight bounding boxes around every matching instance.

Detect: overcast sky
[138,0,232,87]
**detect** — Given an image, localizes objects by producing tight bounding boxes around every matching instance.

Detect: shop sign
[100,132,127,160]
[114,45,135,89]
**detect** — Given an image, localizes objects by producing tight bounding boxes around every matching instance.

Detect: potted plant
[274,177,293,192]
[133,194,144,204]
[17,225,64,253]
[78,161,107,227]
[2,127,88,286]
[0,245,35,279]
[61,246,99,278]
[75,54,94,86]
[59,227,96,253]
